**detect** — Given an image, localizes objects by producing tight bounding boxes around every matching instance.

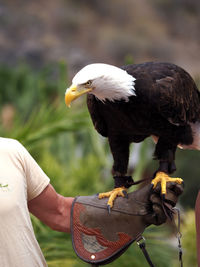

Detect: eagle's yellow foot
[98,187,128,213]
[151,171,183,196]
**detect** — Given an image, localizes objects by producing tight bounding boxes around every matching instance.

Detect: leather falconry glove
[70,182,183,265]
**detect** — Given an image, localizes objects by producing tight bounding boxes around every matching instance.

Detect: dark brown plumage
[87,62,200,179]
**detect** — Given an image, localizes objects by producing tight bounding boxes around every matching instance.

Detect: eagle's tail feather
[179,122,200,150]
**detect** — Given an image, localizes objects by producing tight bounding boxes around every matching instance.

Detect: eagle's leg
[98,136,132,210]
[152,138,183,197]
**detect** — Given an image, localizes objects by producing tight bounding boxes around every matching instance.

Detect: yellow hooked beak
[65,85,92,107]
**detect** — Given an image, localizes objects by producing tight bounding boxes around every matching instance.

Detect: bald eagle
[65,62,200,209]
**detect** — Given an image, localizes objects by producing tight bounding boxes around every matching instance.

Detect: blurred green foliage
[0,62,198,266]
[181,211,197,266]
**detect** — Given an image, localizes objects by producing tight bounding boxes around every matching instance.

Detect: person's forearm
[28,184,74,233]
[53,194,74,232]
[195,191,200,267]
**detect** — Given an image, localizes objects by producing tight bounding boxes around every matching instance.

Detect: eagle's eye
[84,80,92,87]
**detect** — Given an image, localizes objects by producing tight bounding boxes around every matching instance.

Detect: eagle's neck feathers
[92,71,136,102]
[73,63,136,102]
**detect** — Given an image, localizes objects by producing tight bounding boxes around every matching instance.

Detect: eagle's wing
[152,74,200,125]
[87,94,108,137]
[125,63,200,125]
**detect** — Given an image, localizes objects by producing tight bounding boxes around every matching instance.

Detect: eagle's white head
[65,63,136,106]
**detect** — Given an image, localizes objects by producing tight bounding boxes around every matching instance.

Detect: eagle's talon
[150,183,154,192]
[98,186,128,211]
[123,190,128,199]
[151,171,183,196]
[107,205,111,214]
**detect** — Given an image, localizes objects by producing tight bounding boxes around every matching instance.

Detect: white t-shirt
[0,137,50,267]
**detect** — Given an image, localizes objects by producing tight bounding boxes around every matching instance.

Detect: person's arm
[195,191,200,267]
[28,184,74,233]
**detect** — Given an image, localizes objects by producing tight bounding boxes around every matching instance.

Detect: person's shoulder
[0,137,23,152]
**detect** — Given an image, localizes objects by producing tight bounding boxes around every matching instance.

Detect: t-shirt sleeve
[17,142,50,201]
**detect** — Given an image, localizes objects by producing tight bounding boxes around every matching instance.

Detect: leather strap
[173,208,183,267]
[136,208,183,267]
[114,175,151,188]
[136,236,155,267]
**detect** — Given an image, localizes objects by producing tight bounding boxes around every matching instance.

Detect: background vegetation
[0,62,198,266]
